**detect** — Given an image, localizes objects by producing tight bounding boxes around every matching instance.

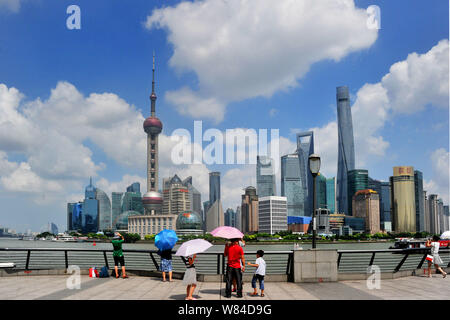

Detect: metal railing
[0,248,293,277]
[337,248,450,273]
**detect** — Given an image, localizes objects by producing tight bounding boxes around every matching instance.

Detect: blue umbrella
[155,229,178,251]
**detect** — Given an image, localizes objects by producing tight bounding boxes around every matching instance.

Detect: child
[183,254,197,300]
[247,250,266,297]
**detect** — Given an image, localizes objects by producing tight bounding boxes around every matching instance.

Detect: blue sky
[0,0,448,233]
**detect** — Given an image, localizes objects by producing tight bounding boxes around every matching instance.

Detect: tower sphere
[143,117,163,134]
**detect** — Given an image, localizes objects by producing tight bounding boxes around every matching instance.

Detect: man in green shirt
[112,232,128,279]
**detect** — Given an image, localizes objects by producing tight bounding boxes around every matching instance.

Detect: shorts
[252,274,264,290]
[160,258,173,272]
[114,256,125,267]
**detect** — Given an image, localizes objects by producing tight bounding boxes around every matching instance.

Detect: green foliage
[144,234,156,241]
[122,233,141,243]
[36,231,55,238]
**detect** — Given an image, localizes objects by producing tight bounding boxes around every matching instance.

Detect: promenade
[0,274,449,300]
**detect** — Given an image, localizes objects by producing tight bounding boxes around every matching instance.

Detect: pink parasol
[210,226,244,239]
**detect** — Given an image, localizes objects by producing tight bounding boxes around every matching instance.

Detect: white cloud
[0,0,21,12]
[146,0,377,122]
[424,148,449,203]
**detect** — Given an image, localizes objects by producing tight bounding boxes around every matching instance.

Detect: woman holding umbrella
[155,229,178,282]
[175,238,213,300]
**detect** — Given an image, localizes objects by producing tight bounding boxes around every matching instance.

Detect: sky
[0,0,448,233]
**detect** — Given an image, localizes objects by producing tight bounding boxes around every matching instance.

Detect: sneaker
[225,295,231,298]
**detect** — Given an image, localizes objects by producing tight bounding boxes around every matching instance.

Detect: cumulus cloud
[424,148,450,203]
[146,0,378,122]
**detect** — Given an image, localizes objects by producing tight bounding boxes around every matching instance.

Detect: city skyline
[0,1,448,233]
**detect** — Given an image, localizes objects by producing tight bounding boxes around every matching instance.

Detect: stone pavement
[0,274,449,300]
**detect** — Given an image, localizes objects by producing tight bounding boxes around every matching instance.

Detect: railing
[0,248,293,278]
[337,248,450,273]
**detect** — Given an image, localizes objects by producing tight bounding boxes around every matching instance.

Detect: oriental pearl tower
[142,53,163,215]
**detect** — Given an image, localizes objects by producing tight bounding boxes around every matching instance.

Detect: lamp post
[309,154,321,249]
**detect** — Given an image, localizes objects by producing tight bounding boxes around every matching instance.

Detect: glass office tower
[257,156,276,197]
[281,154,305,217]
[326,177,336,214]
[348,169,368,215]
[296,131,314,216]
[391,166,416,233]
[126,182,140,193]
[82,178,99,233]
[414,170,425,232]
[225,208,236,227]
[96,188,112,231]
[209,172,221,205]
[336,86,355,215]
[111,192,123,230]
[316,173,327,209]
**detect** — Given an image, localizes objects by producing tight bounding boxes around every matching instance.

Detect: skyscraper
[391,166,416,233]
[316,173,327,210]
[281,154,304,217]
[111,192,123,230]
[352,189,380,234]
[347,169,369,215]
[82,177,99,233]
[296,131,314,216]
[326,177,336,214]
[256,155,276,197]
[225,208,236,227]
[142,53,163,215]
[428,194,439,234]
[414,170,425,232]
[205,172,223,232]
[241,186,259,233]
[126,182,140,193]
[96,187,112,231]
[162,174,191,216]
[380,181,391,231]
[258,196,288,235]
[336,86,355,215]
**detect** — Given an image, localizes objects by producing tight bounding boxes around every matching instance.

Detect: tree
[144,234,156,241]
[122,233,141,243]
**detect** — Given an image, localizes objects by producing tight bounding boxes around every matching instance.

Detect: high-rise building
[414,171,425,232]
[438,199,445,234]
[126,182,140,193]
[352,189,380,234]
[121,191,144,214]
[257,155,276,197]
[205,200,224,232]
[390,166,416,233]
[316,173,327,209]
[424,191,430,233]
[428,194,439,234]
[258,196,288,235]
[336,86,356,215]
[241,186,259,233]
[82,178,99,233]
[209,172,221,205]
[162,174,191,216]
[225,208,236,227]
[142,53,164,215]
[444,205,450,233]
[380,182,391,231]
[281,153,304,217]
[67,203,76,231]
[296,131,314,216]
[111,192,123,230]
[347,169,369,216]
[47,222,58,235]
[205,172,223,232]
[235,206,242,231]
[96,188,112,231]
[326,177,336,214]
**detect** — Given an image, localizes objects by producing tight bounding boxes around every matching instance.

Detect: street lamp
[309,154,321,249]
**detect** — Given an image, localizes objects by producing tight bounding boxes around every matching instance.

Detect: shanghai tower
[336,86,355,215]
[142,54,163,215]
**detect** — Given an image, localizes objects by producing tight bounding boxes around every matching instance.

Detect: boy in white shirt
[247,250,266,297]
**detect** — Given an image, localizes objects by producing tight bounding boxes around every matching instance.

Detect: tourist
[426,235,447,278]
[112,232,128,279]
[248,250,266,297]
[224,238,245,298]
[158,248,173,282]
[183,254,197,300]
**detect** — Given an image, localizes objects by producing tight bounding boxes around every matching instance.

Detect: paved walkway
[0,274,449,300]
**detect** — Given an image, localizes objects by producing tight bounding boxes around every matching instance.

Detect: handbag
[426,255,433,262]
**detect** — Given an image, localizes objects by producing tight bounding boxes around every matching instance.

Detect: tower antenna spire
[150,51,157,116]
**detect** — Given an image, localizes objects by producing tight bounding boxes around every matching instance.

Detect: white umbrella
[175,239,213,257]
[440,231,450,239]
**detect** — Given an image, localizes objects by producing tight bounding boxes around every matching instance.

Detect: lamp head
[309,154,321,176]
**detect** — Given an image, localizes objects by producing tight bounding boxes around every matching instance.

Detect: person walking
[112,232,128,279]
[183,254,197,300]
[426,235,447,278]
[248,250,266,297]
[224,238,245,298]
[158,248,173,282]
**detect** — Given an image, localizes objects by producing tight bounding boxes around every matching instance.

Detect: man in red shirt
[224,238,245,298]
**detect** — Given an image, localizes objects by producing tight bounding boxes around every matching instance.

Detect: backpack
[99,266,109,278]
